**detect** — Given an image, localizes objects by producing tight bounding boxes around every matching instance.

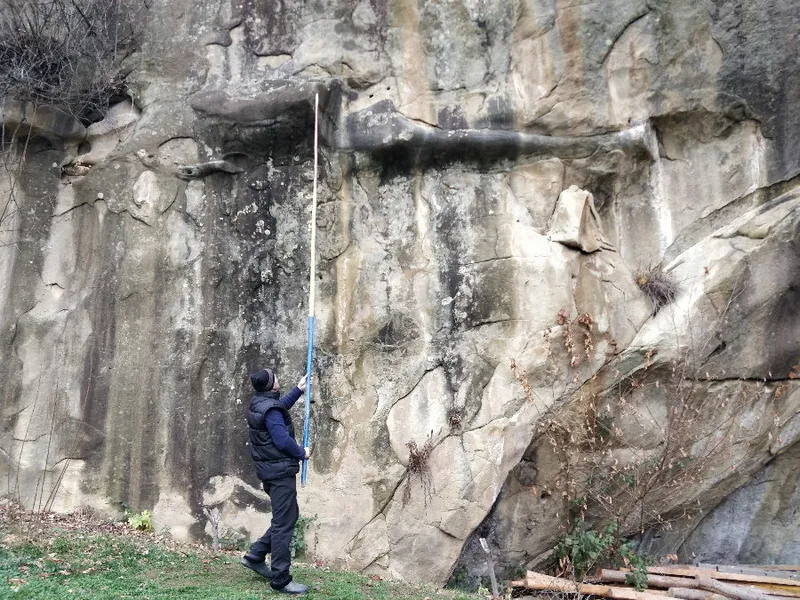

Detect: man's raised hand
[298,374,311,391]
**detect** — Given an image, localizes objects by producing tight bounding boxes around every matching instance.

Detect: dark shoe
[275,581,308,595]
[241,556,271,580]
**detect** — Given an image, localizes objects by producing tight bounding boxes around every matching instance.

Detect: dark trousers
[247,476,299,589]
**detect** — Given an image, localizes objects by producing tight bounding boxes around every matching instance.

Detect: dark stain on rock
[482,95,515,130]
[247,0,302,57]
[709,0,800,181]
[306,379,344,476]
[374,314,420,349]
[79,272,118,466]
[438,105,469,130]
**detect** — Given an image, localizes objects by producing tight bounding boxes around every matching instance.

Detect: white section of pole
[308,93,319,318]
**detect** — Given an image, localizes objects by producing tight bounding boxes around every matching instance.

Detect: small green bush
[554,519,649,590]
[290,514,316,558]
[124,509,152,531]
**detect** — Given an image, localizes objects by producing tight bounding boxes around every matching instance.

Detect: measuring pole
[301,92,319,487]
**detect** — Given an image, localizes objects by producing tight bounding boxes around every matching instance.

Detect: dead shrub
[407,439,433,477]
[402,436,435,506]
[447,406,464,430]
[635,267,678,315]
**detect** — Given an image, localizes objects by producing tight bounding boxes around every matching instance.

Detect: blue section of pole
[301,314,315,486]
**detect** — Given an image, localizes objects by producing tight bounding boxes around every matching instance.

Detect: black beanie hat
[250,368,275,392]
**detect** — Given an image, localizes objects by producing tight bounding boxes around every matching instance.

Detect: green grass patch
[0,525,484,599]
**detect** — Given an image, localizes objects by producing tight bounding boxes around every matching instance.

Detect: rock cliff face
[1,0,798,585]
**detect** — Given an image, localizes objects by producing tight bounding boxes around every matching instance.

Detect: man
[241,367,311,595]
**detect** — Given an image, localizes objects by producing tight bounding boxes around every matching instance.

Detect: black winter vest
[247,392,300,481]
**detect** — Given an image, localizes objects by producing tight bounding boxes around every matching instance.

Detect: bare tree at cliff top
[0,0,147,249]
[0,0,147,121]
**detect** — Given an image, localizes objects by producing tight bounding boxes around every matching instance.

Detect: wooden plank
[750,586,800,598]
[578,583,672,600]
[646,567,800,588]
[668,587,730,600]
[594,569,796,600]
[696,577,778,600]
[511,571,577,592]
[613,570,800,598]
[511,571,668,600]
[597,569,703,590]
[729,568,800,573]
[694,583,800,598]
[697,566,799,581]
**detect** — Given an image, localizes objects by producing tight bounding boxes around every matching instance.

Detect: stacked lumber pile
[512,565,800,600]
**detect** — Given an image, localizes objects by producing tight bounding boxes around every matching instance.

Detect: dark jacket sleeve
[279,386,304,410]
[265,408,306,460]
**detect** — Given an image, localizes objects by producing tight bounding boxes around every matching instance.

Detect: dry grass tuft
[635,267,678,315]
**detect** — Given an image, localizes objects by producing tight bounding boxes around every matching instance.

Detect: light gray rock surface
[639,442,800,564]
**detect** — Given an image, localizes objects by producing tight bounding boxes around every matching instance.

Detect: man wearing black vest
[241,367,311,595]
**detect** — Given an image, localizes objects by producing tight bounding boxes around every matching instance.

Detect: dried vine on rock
[402,435,435,507]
